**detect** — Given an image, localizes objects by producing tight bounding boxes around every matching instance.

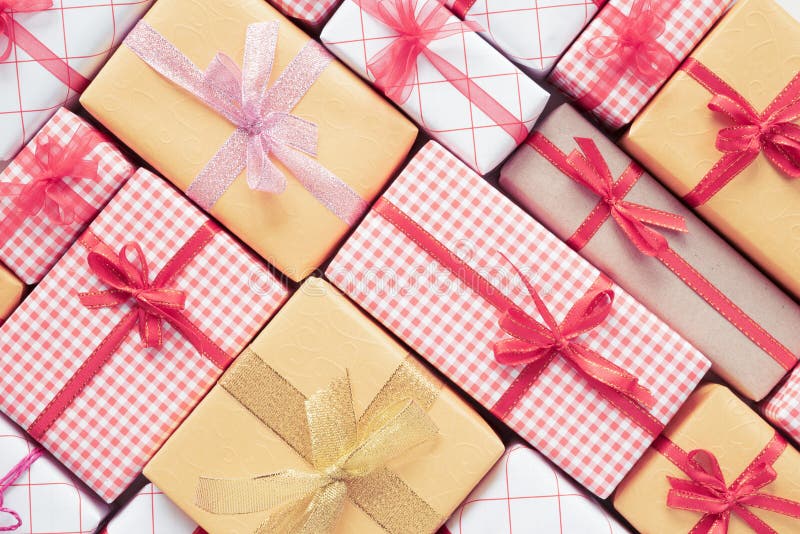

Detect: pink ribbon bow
[0,447,43,532]
[0,0,51,61]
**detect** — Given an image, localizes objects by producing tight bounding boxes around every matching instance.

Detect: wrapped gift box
[269,0,341,26]
[441,442,631,534]
[499,104,800,401]
[144,277,504,534]
[441,0,605,79]
[0,0,153,161]
[325,141,710,498]
[0,108,135,284]
[81,0,417,283]
[763,367,800,445]
[615,384,800,533]
[549,0,730,129]
[321,0,549,175]
[0,412,107,534]
[0,263,23,322]
[0,169,289,502]
[622,0,800,301]
[101,483,204,534]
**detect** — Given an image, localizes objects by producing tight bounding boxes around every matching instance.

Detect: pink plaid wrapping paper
[0,0,154,161]
[326,141,710,498]
[763,368,800,445]
[548,0,730,129]
[0,107,134,284]
[0,169,289,503]
[321,0,549,175]
[0,413,107,534]
[441,442,630,534]
[101,483,204,534]
[269,0,340,25]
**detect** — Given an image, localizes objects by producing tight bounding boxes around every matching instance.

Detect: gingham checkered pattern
[442,0,602,78]
[269,0,340,25]
[548,0,729,129]
[326,141,709,498]
[0,169,289,502]
[321,0,549,175]
[102,483,204,534]
[0,108,134,284]
[763,367,800,445]
[0,0,154,161]
[0,413,107,534]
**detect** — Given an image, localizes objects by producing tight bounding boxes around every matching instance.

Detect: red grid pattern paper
[0,107,134,284]
[442,443,630,533]
[269,0,341,25]
[326,141,709,498]
[0,169,289,502]
[548,0,729,129]
[0,413,107,534]
[442,0,603,78]
[101,483,205,534]
[321,0,549,175]
[0,0,154,161]
[763,368,800,445]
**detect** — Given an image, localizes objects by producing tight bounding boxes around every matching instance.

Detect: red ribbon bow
[0,0,52,61]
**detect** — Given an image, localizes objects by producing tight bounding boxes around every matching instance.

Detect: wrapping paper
[549,0,730,129]
[81,0,417,283]
[622,0,800,300]
[0,169,289,502]
[144,277,504,534]
[101,483,204,534]
[0,107,134,284]
[326,141,710,498]
[441,0,604,79]
[0,263,23,322]
[0,0,153,162]
[763,367,800,445]
[441,442,630,534]
[499,104,800,401]
[0,412,107,534]
[614,384,800,533]
[269,0,341,25]
[321,0,549,175]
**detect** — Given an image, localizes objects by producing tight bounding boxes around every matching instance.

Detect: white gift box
[101,483,203,534]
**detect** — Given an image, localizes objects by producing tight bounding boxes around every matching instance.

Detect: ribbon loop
[0,0,52,61]
[0,447,43,532]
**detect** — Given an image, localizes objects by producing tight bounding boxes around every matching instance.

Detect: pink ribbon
[124,20,367,225]
[0,447,43,532]
[0,0,50,61]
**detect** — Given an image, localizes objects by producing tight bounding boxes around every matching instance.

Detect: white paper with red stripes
[101,483,204,534]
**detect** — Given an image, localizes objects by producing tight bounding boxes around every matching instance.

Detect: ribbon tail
[732,504,778,534]
[246,140,287,194]
[161,308,232,370]
[256,482,347,534]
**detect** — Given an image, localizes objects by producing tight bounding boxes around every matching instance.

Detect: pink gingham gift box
[0,412,107,534]
[0,0,154,161]
[763,368,800,445]
[0,169,289,503]
[0,107,134,284]
[321,0,549,175]
[268,0,341,26]
[441,0,606,78]
[548,0,730,129]
[100,483,205,534]
[326,141,710,498]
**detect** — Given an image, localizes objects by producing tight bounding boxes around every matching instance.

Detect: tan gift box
[144,277,504,534]
[81,0,417,282]
[0,263,23,322]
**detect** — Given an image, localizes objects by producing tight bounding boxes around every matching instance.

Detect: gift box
[0,0,153,162]
[441,442,631,534]
[0,412,107,534]
[549,0,730,129]
[0,263,23,322]
[763,367,800,445]
[0,168,289,502]
[440,0,605,79]
[101,483,205,534]
[499,104,800,402]
[622,0,800,302]
[144,277,504,534]
[321,0,549,175]
[0,108,135,284]
[269,0,340,26]
[80,0,417,282]
[615,384,800,532]
[325,140,710,498]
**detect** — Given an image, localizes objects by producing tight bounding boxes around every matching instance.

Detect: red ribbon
[656,433,800,533]
[681,58,800,207]
[449,0,605,19]
[355,0,528,144]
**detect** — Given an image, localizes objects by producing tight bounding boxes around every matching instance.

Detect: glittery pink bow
[0,0,51,61]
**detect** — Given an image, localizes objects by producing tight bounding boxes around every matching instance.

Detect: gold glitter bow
[195,349,443,533]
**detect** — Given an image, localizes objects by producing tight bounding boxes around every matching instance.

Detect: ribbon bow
[0,447,43,532]
[0,0,51,61]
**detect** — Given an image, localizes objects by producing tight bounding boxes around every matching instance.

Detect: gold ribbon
[195,349,443,533]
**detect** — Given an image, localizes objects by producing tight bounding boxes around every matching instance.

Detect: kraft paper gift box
[549,0,731,130]
[269,0,341,26]
[763,366,800,446]
[0,263,23,322]
[325,140,710,498]
[622,0,800,302]
[101,483,205,534]
[0,168,289,503]
[0,412,107,534]
[499,104,800,402]
[144,277,505,534]
[441,0,606,79]
[0,108,135,284]
[614,384,800,533]
[0,0,153,162]
[321,0,549,175]
[80,0,417,283]
[441,442,631,534]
